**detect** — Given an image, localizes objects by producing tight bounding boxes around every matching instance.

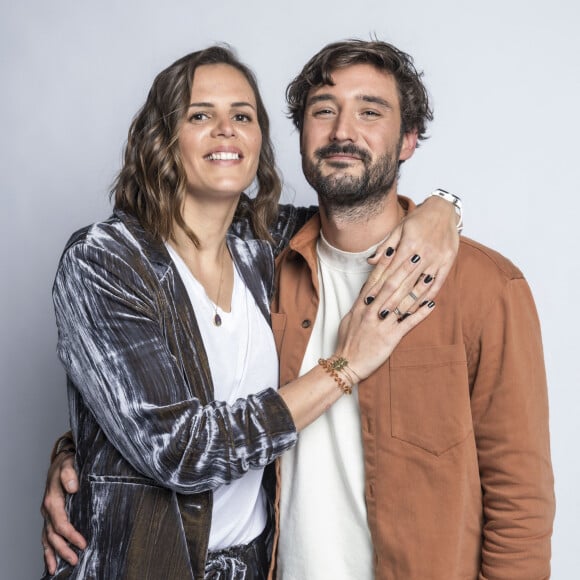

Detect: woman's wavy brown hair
[112,45,281,245]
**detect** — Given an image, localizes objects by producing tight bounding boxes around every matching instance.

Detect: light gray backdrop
[2,1,578,578]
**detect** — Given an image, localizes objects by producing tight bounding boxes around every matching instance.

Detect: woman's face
[178,63,262,202]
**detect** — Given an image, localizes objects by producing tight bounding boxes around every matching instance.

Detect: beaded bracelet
[318,356,358,395]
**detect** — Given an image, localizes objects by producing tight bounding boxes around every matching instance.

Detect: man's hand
[40,452,86,574]
[362,194,460,315]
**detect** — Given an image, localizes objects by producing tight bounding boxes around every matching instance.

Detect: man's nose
[330,112,356,142]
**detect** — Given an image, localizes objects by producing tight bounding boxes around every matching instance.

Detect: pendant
[213,312,222,327]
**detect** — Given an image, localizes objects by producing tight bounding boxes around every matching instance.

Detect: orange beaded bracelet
[318,356,357,395]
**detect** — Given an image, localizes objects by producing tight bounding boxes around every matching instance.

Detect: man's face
[300,64,417,213]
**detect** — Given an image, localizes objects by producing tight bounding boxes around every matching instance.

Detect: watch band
[430,188,463,233]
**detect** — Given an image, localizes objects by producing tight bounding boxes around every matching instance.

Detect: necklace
[213,244,226,327]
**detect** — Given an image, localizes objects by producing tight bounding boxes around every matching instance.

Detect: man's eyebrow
[360,95,393,109]
[188,101,256,110]
[306,93,393,109]
[306,93,336,107]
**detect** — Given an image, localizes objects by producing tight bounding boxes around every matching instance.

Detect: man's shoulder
[457,236,524,284]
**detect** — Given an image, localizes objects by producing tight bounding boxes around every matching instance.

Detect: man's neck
[318,191,404,252]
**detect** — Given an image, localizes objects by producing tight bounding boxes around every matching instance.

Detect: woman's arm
[57,227,437,491]
[363,192,461,310]
[55,241,298,495]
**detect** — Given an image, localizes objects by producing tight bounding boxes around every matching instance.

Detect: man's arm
[41,440,84,574]
[470,276,554,579]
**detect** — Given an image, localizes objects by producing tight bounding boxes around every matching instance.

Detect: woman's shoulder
[58,211,163,280]
[62,210,156,257]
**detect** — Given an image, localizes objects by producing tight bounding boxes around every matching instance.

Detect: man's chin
[320,168,363,183]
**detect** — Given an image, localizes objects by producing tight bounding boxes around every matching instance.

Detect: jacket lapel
[114,209,215,405]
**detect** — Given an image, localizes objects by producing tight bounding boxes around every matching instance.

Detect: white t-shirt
[166,243,278,550]
[277,233,379,580]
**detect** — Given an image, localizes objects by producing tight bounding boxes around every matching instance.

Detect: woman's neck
[175,192,240,256]
[167,193,239,312]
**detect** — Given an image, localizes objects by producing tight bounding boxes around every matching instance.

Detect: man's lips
[322,153,362,162]
[316,144,369,164]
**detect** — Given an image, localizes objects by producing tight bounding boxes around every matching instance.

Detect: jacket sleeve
[269,204,318,257]
[229,195,317,257]
[53,240,297,494]
[469,277,554,579]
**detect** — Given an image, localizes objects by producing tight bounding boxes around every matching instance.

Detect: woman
[42,46,457,579]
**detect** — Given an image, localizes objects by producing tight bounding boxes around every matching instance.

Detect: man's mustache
[315,143,371,163]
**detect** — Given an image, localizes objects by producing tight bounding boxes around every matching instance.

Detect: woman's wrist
[318,355,362,395]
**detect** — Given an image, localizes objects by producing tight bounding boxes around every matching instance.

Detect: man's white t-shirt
[278,233,379,579]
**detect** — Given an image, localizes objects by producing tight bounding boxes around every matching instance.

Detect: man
[43,39,554,579]
[269,40,554,579]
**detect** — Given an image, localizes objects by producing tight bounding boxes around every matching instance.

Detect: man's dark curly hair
[286,39,433,142]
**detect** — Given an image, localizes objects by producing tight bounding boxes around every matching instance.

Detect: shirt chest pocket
[389,344,472,456]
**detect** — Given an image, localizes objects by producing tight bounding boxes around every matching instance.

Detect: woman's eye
[233,113,252,123]
[189,112,208,122]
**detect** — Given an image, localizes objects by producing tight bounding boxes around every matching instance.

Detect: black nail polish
[411,254,421,264]
[379,309,389,319]
[399,312,411,321]
[385,246,395,257]
[423,274,433,284]
[427,300,435,308]
[364,296,375,305]
[368,251,376,259]
[419,300,428,307]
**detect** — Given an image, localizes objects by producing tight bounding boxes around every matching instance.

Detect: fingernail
[420,300,428,307]
[379,309,389,319]
[385,246,395,257]
[368,251,376,259]
[423,274,433,284]
[411,254,421,264]
[427,300,435,308]
[364,296,375,305]
[399,312,411,321]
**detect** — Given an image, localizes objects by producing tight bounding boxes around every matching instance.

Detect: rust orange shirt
[270,206,554,580]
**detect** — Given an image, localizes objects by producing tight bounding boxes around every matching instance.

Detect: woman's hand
[40,452,85,574]
[363,194,460,315]
[336,277,436,381]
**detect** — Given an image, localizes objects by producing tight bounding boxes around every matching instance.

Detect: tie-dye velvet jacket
[44,199,313,579]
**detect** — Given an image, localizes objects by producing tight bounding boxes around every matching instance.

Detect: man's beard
[302,141,402,219]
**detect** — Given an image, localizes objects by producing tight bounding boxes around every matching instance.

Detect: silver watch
[429,188,463,233]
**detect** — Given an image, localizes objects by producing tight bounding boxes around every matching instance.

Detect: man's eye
[361,110,380,118]
[312,108,333,117]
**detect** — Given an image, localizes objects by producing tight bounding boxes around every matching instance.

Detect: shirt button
[301,319,311,328]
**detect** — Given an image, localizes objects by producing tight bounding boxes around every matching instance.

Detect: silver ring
[408,291,418,301]
[393,307,402,316]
